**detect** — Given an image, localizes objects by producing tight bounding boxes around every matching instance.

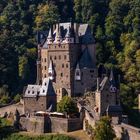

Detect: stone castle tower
[37,22,97,101]
[95,70,120,116]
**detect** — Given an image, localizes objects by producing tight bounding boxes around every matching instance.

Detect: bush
[94,116,116,140]
[0,95,10,105]
[2,133,75,140]
[14,94,21,103]
[57,96,78,115]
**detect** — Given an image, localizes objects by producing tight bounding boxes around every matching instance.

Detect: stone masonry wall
[20,116,82,133]
[20,116,45,133]
[114,123,140,140]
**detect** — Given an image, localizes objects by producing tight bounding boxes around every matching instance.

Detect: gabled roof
[78,48,95,69]
[24,85,41,97]
[40,78,56,96]
[24,78,56,97]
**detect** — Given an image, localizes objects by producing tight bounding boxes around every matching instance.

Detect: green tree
[14,94,21,103]
[35,3,60,30]
[94,116,116,140]
[57,96,78,115]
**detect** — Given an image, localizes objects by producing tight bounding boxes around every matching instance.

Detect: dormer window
[76,71,80,76]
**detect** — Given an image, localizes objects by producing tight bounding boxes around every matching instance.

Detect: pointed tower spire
[48,60,55,81]
[109,68,114,82]
[97,78,99,92]
[47,28,53,39]
[55,23,62,43]
[47,28,53,44]
[75,63,81,81]
[109,69,117,93]
[65,26,71,38]
[64,26,74,44]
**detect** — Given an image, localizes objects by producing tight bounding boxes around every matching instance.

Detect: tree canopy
[57,96,78,115]
[0,1,140,124]
[94,116,116,140]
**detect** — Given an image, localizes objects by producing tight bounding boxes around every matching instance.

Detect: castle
[36,22,97,101]
[0,22,139,139]
[23,22,119,115]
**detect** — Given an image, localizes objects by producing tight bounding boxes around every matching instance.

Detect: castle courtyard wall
[20,116,82,133]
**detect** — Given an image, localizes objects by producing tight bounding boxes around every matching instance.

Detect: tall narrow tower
[36,32,42,85]
[40,22,96,101]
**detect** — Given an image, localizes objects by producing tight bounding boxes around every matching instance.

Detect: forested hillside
[0,0,140,117]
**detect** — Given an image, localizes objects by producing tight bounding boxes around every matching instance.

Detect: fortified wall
[83,109,140,140]
[20,115,82,133]
[114,123,140,140]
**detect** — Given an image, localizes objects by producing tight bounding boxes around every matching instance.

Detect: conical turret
[109,69,117,93]
[48,60,55,80]
[75,63,81,81]
[55,24,62,43]
[47,28,53,44]
[64,26,74,44]
[65,26,71,38]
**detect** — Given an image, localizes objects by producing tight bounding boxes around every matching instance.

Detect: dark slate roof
[38,22,95,46]
[109,69,116,87]
[78,48,95,69]
[24,78,56,97]
[106,105,122,113]
[40,78,56,96]
[36,31,47,45]
[78,24,94,44]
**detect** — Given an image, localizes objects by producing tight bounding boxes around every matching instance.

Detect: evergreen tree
[94,116,116,140]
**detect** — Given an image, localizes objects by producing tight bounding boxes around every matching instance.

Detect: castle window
[45,66,47,70]
[64,55,67,59]
[32,91,34,94]
[54,56,57,60]
[62,64,64,68]
[61,73,63,77]
[59,55,61,59]
[43,90,45,93]
[44,74,46,78]
[44,58,46,62]
[90,70,94,73]
[50,56,52,59]
[28,91,30,94]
